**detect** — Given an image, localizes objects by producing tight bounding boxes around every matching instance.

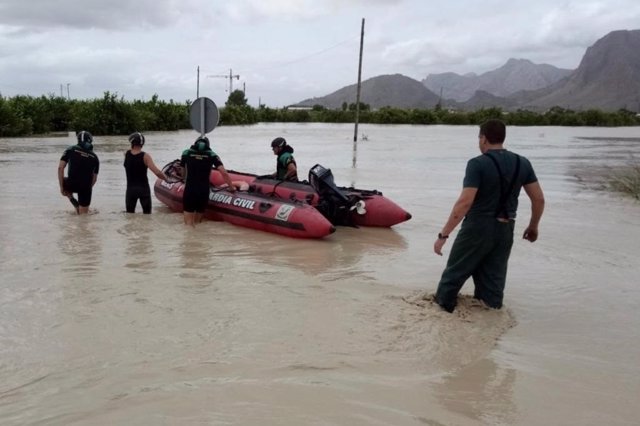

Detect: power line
[198,35,359,102]
[276,36,359,67]
[199,36,358,78]
[226,36,359,75]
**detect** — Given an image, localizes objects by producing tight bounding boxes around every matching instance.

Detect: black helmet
[76,130,93,150]
[193,136,210,151]
[128,132,145,147]
[271,137,286,149]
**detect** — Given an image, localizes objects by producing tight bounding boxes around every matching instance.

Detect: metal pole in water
[200,98,205,138]
[352,18,365,168]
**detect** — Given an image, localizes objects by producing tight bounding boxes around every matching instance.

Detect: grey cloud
[0,0,207,31]
[222,0,402,23]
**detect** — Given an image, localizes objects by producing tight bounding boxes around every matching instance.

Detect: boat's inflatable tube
[210,165,411,227]
[154,162,335,239]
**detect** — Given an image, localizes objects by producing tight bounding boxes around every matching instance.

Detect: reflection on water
[178,235,211,271]
[117,216,155,270]
[247,227,409,277]
[436,357,516,425]
[58,216,102,277]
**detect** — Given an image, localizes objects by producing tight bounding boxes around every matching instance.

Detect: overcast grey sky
[1,0,639,107]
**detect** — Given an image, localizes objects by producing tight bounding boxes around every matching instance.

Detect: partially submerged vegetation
[610,158,640,200]
[1,90,640,137]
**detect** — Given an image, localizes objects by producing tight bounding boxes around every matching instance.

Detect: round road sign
[189,97,219,134]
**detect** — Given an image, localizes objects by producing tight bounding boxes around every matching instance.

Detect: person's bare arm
[522,181,545,242]
[218,165,236,192]
[144,153,168,180]
[284,162,297,180]
[434,187,477,255]
[58,160,68,195]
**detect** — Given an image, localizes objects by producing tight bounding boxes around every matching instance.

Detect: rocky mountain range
[423,58,572,102]
[294,29,640,112]
[516,29,640,111]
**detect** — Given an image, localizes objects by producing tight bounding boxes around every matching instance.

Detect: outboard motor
[308,164,358,226]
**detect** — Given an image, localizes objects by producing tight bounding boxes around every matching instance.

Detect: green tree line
[1,90,639,137]
[222,104,640,126]
[0,92,190,137]
[220,93,640,126]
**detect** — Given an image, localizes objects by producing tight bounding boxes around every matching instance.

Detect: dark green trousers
[435,216,515,312]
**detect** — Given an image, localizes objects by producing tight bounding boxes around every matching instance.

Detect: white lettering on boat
[275,205,294,221]
[233,198,255,210]
[209,192,255,210]
[210,192,232,204]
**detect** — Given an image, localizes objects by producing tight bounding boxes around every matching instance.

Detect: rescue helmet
[271,137,286,149]
[128,132,145,147]
[194,136,210,151]
[76,130,93,150]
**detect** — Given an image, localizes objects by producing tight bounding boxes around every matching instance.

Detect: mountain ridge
[294,29,640,112]
[423,58,572,102]
[520,29,640,111]
[296,73,441,109]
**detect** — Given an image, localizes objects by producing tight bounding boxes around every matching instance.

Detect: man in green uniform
[434,119,545,313]
[270,137,298,181]
[180,136,234,227]
[58,130,100,214]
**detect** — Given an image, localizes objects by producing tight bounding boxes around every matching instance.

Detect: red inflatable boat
[154,162,335,239]
[210,164,411,227]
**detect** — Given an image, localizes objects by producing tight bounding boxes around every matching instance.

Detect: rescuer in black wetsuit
[58,130,100,214]
[180,136,235,227]
[123,132,167,214]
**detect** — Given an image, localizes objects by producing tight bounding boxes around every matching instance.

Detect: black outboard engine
[308,164,357,226]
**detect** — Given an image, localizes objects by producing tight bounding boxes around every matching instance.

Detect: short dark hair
[271,137,286,148]
[479,119,506,144]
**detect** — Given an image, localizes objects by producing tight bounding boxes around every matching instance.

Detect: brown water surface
[1,124,639,425]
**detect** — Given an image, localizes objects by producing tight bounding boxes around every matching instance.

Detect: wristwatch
[438,233,449,240]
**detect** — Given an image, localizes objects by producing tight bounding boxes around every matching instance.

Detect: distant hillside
[295,74,441,109]
[458,90,519,111]
[293,29,640,112]
[423,58,572,102]
[521,29,640,111]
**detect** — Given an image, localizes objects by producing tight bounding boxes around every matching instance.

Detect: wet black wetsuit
[180,147,223,213]
[60,144,100,207]
[124,150,151,213]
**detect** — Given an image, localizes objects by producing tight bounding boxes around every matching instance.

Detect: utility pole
[66,83,71,100]
[60,84,63,98]
[196,66,200,98]
[207,68,240,94]
[352,18,365,169]
[436,87,443,110]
